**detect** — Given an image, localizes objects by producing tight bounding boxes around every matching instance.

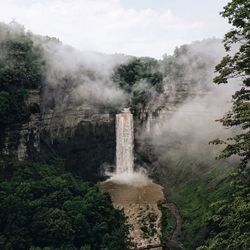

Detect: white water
[105,108,150,186]
[116,108,134,174]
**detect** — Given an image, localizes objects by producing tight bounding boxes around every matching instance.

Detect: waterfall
[116,108,134,174]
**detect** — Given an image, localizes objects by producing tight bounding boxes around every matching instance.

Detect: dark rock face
[0,87,117,182]
[0,85,160,183]
[0,88,154,183]
[63,120,115,181]
[0,127,22,179]
[0,90,41,172]
[41,113,116,182]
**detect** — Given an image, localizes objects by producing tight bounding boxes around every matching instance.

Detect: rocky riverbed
[101,179,164,249]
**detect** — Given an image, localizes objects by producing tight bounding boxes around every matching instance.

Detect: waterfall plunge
[116,108,134,174]
[106,108,149,186]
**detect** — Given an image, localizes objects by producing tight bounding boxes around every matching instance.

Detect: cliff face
[0,87,116,181]
[41,107,116,181]
[0,89,41,176]
[0,86,157,182]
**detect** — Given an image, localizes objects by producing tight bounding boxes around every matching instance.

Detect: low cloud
[0,0,206,58]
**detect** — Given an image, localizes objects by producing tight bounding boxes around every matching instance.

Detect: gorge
[0,15,248,250]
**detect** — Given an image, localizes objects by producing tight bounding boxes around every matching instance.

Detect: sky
[0,0,230,58]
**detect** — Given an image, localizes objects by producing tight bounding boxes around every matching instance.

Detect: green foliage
[198,171,250,250]
[0,28,44,126]
[201,2,250,248]
[0,89,28,124]
[0,163,131,250]
[0,35,44,90]
[212,0,250,169]
[113,57,163,109]
[170,170,232,250]
[159,205,175,243]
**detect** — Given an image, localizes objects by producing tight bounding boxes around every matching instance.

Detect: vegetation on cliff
[155,1,250,248]
[0,24,44,127]
[112,57,163,111]
[170,170,231,249]
[169,1,250,249]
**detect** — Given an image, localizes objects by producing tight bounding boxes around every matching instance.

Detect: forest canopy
[0,162,131,250]
[0,26,44,127]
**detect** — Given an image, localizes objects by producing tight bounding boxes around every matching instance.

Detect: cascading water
[107,107,148,186]
[116,108,134,174]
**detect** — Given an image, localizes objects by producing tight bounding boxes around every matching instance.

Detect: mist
[138,39,239,182]
[1,21,239,174]
[38,37,130,112]
[0,21,130,112]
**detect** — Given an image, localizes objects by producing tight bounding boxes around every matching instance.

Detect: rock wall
[0,87,163,182]
[0,87,116,182]
[41,107,116,181]
[0,89,41,173]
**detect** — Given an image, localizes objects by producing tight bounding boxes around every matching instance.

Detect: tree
[112,57,163,111]
[0,163,132,250]
[212,0,250,171]
[0,29,44,126]
[199,1,250,249]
